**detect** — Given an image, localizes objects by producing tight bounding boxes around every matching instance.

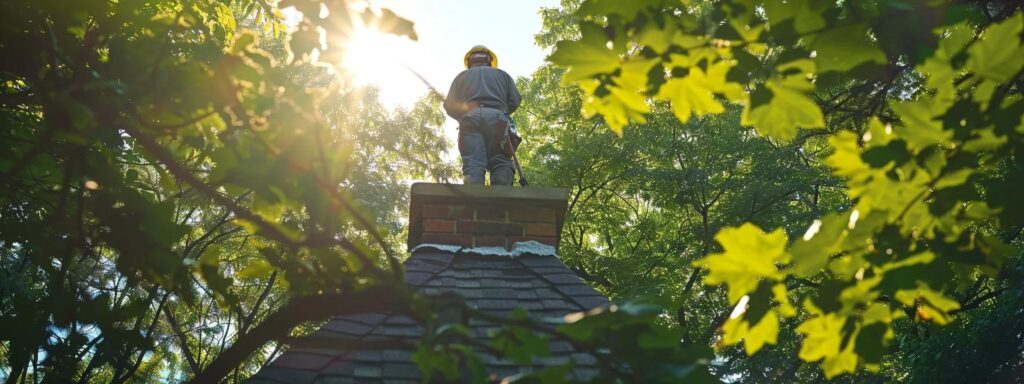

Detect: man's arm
[505,71,522,114]
[443,74,463,120]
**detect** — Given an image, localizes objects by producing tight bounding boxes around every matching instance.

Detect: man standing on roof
[444,45,522,186]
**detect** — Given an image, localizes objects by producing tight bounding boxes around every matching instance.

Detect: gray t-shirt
[444,66,521,120]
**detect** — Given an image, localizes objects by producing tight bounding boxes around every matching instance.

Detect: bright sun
[340,28,404,88]
[281,4,435,108]
[339,26,433,108]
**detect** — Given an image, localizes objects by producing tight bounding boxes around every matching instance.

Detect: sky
[332,0,560,108]
[281,0,561,164]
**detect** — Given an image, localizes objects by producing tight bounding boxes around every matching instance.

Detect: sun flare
[281,3,436,108]
[339,27,406,88]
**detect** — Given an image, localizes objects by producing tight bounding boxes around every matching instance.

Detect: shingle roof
[247,248,611,383]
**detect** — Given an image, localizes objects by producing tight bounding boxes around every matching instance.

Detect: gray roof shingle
[248,248,611,383]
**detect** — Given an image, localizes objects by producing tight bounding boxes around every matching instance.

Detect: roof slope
[247,247,611,383]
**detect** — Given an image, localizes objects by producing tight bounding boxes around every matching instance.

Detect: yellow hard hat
[464,45,498,68]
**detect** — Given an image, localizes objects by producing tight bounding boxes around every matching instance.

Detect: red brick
[422,204,450,219]
[453,205,474,219]
[509,208,556,223]
[422,219,455,233]
[456,221,523,236]
[473,236,508,248]
[421,233,473,247]
[525,223,557,236]
[475,206,508,221]
[510,236,558,247]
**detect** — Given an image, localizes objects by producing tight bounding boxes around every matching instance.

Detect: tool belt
[496,114,521,158]
[461,101,521,157]
[465,101,504,113]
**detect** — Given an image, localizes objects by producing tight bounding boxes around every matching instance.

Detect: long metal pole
[507,133,528,186]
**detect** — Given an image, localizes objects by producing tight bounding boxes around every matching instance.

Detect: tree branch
[113,293,168,384]
[188,285,410,384]
[684,267,702,292]
[123,125,389,281]
[958,286,1009,312]
[239,272,277,336]
[163,304,202,374]
[569,264,612,288]
[0,124,56,187]
[0,90,34,106]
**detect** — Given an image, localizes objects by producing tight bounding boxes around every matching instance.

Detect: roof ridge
[512,257,606,317]
[250,249,610,383]
[511,256,589,317]
[316,253,458,371]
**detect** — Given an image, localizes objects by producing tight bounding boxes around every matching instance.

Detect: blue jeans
[458,108,514,185]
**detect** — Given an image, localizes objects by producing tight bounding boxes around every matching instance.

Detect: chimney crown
[407,183,569,251]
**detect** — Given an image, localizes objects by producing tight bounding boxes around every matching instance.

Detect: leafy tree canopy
[1,0,1021,382]
[547,0,1023,380]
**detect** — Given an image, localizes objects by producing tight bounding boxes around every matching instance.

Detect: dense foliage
[0,0,1021,383]
[0,0,452,381]
[544,0,1023,381]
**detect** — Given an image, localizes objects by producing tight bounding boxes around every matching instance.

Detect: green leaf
[966,14,1024,83]
[962,127,1008,152]
[361,8,418,41]
[657,71,723,123]
[657,59,743,124]
[579,58,658,135]
[197,245,238,307]
[721,309,779,355]
[63,99,96,130]
[199,244,223,266]
[727,19,766,42]
[795,312,846,362]
[236,260,274,279]
[890,100,953,151]
[549,23,624,82]
[918,55,956,93]
[862,302,896,325]
[693,223,789,304]
[638,327,682,349]
[881,251,936,272]
[741,79,824,141]
[821,345,859,379]
[252,191,287,222]
[559,303,660,341]
[717,280,795,356]
[289,20,320,59]
[861,140,911,168]
[139,200,189,247]
[972,80,1000,110]
[412,343,459,380]
[577,0,661,20]
[826,130,873,181]
[790,212,852,277]
[762,1,828,34]
[636,18,679,53]
[918,23,973,93]
[894,286,961,325]
[229,30,258,55]
[933,168,973,189]
[504,365,574,384]
[493,326,550,365]
[795,308,861,378]
[854,322,890,370]
[810,23,887,74]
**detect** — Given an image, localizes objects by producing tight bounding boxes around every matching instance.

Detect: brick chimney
[407,183,569,251]
[250,183,611,382]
